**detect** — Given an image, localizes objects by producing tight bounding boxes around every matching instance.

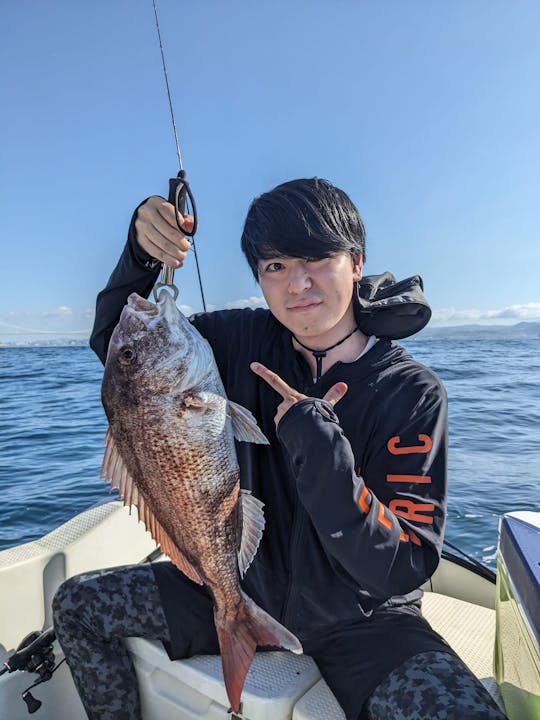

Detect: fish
[100,290,302,712]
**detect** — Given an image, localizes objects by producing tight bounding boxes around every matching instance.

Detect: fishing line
[151,0,183,172]
[151,0,207,311]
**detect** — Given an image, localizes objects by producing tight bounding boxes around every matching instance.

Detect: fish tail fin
[216,592,303,713]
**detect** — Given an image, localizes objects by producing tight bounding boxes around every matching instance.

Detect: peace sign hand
[250,362,348,428]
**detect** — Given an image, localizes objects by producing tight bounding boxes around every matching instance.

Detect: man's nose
[288,263,312,293]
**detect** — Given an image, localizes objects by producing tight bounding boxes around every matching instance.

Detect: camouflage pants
[53,564,507,720]
[53,564,170,720]
[365,650,507,719]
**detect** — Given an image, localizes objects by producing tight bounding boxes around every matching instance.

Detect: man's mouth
[287,300,322,312]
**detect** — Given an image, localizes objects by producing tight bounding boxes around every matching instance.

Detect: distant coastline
[416,320,540,340]
[0,338,89,348]
[1,321,539,347]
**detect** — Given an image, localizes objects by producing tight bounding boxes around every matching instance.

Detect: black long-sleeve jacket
[90,222,448,637]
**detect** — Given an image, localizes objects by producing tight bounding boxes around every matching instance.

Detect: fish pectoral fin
[101,428,205,586]
[238,490,265,577]
[227,401,269,444]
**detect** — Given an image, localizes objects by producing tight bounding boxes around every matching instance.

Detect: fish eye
[119,346,136,364]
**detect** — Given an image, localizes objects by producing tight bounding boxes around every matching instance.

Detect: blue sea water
[0,340,539,567]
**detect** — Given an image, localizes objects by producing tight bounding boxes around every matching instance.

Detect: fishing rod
[151,0,207,310]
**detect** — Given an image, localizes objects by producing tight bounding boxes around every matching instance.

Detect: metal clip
[153,279,179,302]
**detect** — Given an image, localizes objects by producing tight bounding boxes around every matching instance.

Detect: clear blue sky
[2,0,539,337]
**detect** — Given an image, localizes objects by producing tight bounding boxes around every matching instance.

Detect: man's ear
[352,254,363,282]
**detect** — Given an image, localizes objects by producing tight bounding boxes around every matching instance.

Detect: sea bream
[100,290,302,712]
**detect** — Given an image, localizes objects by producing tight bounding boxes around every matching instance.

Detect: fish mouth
[126,291,178,323]
[122,289,188,374]
[156,288,180,324]
[127,293,159,316]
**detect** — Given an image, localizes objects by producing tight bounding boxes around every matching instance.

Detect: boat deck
[424,591,498,689]
[0,502,508,719]
[125,590,505,719]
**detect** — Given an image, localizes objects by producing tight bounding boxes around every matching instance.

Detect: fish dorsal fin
[237,489,265,577]
[101,428,205,585]
[227,401,269,445]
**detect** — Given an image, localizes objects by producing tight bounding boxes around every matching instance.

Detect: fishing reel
[1,627,61,714]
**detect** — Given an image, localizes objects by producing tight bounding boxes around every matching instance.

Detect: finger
[323,382,348,406]
[140,196,178,232]
[137,224,191,266]
[250,362,303,400]
[138,201,191,248]
[177,213,194,234]
[136,206,192,266]
[155,198,195,236]
[141,235,191,268]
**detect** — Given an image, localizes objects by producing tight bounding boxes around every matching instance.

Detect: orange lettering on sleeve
[408,528,422,545]
[398,528,422,546]
[388,499,435,524]
[357,486,370,513]
[387,434,432,455]
[377,501,393,529]
[386,474,432,484]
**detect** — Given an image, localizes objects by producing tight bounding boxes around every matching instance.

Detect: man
[54,178,506,719]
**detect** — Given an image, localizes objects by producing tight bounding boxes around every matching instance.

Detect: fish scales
[100,290,302,712]
[116,404,241,590]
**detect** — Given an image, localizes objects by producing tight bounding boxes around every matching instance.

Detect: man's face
[257,252,363,343]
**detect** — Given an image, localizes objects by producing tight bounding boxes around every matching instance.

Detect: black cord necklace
[293,326,359,382]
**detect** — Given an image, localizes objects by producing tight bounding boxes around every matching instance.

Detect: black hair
[240,178,366,281]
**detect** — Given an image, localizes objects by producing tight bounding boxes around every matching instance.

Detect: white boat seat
[127,637,321,720]
[127,590,505,719]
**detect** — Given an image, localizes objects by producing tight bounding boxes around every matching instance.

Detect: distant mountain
[418,321,540,339]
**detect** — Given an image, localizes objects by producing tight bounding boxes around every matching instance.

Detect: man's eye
[265,262,285,272]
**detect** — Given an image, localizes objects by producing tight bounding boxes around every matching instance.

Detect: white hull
[0,501,536,719]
